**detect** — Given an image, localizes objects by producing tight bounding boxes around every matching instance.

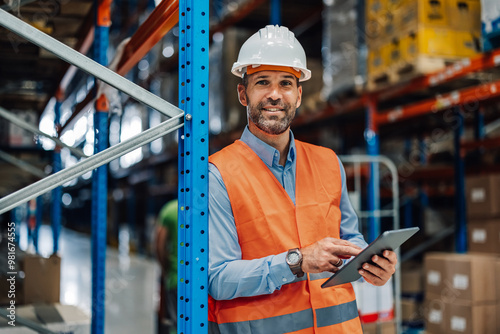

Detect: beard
[247,96,297,135]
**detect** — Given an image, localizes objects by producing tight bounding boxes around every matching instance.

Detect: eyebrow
[253,74,295,80]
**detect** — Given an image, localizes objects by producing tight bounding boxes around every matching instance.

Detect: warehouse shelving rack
[0,1,208,333]
[295,48,500,254]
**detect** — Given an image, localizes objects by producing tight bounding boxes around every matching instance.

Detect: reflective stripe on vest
[208,140,362,333]
[209,300,359,334]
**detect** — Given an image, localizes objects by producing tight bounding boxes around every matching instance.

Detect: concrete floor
[21,223,160,334]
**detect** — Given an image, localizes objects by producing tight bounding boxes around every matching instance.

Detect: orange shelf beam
[374,49,500,101]
[59,0,179,134]
[375,79,500,125]
[116,0,179,76]
[461,136,500,153]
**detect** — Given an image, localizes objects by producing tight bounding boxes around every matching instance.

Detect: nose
[265,83,282,100]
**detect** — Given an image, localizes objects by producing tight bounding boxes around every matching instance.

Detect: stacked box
[209,28,252,133]
[322,0,365,99]
[366,0,481,90]
[401,264,425,325]
[361,320,396,334]
[465,174,500,254]
[424,252,499,333]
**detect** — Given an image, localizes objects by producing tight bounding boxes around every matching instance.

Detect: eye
[281,80,293,87]
[256,80,269,85]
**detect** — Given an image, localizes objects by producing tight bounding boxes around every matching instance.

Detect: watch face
[287,252,300,265]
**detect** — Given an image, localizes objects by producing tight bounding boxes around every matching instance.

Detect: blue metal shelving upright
[366,98,381,242]
[453,108,466,253]
[91,1,111,332]
[177,0,209,333]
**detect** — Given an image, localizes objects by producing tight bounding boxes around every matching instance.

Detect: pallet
[366,55,464,92]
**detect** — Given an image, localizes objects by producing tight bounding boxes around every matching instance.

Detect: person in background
[155,199,178,334]
[208,25,398,333]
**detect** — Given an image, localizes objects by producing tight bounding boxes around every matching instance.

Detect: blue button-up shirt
[208,127,367,300]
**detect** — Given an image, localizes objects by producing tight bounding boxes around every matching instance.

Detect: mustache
[256,98,288,109]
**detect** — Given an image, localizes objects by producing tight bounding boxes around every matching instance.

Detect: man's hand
[359,250,397,286]
[301,237,362,273]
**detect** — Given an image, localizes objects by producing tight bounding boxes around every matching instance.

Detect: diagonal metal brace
[0,107,87,158]
[0,149,47,178]
[0,114,184,214]
[0,8,183,119]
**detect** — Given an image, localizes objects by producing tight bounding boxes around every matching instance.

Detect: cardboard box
[361,320,396,334]
[425,293,447,334]
[466,174,500,218]
[446,253,497,304]
[468,220,500,254]
[402,297,423,322]
[23,254,61,304]
[497,303,500,330]
[402,266,424,295]
[496,260,500,302]
[447,302,497,334]
[424,252,448,296]
[361,321,378,334]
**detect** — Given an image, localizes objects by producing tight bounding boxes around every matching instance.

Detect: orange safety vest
[208,140,362,334]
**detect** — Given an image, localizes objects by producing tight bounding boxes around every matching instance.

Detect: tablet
[321,227,420,288]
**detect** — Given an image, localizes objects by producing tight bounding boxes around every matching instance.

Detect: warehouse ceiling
[0,0,94,112]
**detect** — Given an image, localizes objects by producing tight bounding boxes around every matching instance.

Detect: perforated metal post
[177,1,209,333]
[91,1,111,333]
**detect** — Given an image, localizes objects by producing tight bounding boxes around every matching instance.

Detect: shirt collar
[240,126,296,168]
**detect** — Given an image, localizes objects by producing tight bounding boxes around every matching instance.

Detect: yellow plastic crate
[447,0,481,31]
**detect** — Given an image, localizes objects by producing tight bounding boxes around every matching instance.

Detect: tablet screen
[321,227,420,288]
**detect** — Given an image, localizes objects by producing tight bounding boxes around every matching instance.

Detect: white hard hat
[231,25,311,82]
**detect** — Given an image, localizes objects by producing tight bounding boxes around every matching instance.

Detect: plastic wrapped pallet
[322,0,366,100]
[481,0,500,51]
[209,28,252,133]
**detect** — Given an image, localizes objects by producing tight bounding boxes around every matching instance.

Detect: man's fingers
[383,250,398,264]
[359,268,383,286]
[334,245,362,257]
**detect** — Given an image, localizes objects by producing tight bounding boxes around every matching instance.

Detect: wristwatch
[286,248,304,277]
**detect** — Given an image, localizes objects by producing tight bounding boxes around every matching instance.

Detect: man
[155,199,178,334]
[208,25,397,333]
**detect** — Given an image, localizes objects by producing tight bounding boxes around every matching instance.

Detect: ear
[295,85,302,109]
[237,84,248,107]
